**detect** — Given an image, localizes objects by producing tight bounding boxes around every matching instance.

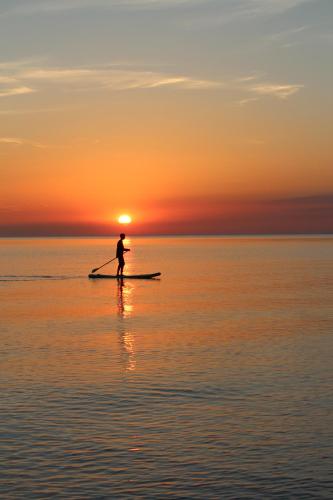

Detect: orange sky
[0,0,332,235]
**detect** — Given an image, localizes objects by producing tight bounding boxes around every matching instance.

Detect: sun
[118,214,132,224]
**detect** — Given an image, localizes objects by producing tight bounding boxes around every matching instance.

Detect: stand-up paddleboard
[89,272,161,280]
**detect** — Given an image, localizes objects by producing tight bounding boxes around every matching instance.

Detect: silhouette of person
[116,233,130,277]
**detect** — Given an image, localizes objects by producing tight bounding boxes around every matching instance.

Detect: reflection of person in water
[117,278,133,319]
[116,233,130,277]
[117,278,125,317]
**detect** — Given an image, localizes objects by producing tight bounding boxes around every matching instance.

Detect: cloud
[237,97,259,106]
[236,74,263,83]
[0,76,17,83]
[272,193,333,208]
[0,59,303,104]
[0,61,38,97]
[1,0,317,18]
[267,25,311,48]
[181,0,318,29]
[0,86,35,97]
[0,137,24,145]
[234,73,304,103]
[269,25,309,42]
[0,107,65,115]
[149,192,333,234]
[242,0,316,17]
[0,61,220,96]
[1,192,332,235]
[0,59,303,105]
[21,67,220,90]
[0,137,46,148]
[0,0,201,17]
[138,76,219,89]
[250,83,304,99]
[0,107,69,116]
[0,58,43,70]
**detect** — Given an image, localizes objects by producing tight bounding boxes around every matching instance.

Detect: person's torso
[116,240,124,257]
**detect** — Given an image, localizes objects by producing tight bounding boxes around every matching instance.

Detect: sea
[1,235,332,499]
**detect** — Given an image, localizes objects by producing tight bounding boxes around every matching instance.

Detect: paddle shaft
[91,257,117,274]
[91,250,129,273]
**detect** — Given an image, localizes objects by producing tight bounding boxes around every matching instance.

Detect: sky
[0,0,332,235]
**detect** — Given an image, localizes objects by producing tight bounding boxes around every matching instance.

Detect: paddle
[91,250,129,274]
[91,257,117,274]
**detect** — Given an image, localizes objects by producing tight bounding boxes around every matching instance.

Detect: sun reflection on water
[117,279,136,371]
[121,331,136,372]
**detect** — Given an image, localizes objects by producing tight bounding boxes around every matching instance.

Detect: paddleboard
[89,272,161,280]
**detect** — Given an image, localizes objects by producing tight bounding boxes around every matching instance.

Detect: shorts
[118,256,125,266]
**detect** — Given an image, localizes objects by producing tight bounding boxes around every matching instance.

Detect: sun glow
[118,214,132,224]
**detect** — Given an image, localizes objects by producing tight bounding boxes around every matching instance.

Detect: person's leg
[118,258,125,276]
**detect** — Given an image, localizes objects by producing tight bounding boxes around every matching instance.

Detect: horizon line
[1,232,333,238]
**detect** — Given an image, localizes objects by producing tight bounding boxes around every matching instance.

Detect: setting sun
[118,214,132,224]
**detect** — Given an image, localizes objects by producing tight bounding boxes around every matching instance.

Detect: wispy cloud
[1,0,318,20]
[181,0,317,29]
[0,60,220,96]
[267,25,311,48]
[234,73,304,104]
[0,0,201,17]
[0,107,67,115]
[0,59,304,105]
[21,67,219,89]
[0,76,17,84]
[0,137,46,148]
[269,25,309,42]
[250,83,304,99]
[0,58,43,70]
[0,60,38,97]
[236,74,263,83]
[238,97,259,106]
[241,0,316,17]
[0,86,35,97]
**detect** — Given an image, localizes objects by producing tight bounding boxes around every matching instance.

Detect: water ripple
[1,236,333,498]
[0,275,83,282]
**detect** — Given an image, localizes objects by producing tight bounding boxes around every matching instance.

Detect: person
[116,233,130,277]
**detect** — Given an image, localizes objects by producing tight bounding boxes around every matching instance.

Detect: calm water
[1,236,332,499]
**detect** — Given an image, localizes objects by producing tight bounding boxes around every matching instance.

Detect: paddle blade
[90,256,116,274]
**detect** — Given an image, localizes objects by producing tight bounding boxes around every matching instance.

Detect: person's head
[120,233,125,240]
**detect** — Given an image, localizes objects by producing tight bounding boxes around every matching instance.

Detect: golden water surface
[1,236,332,498]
